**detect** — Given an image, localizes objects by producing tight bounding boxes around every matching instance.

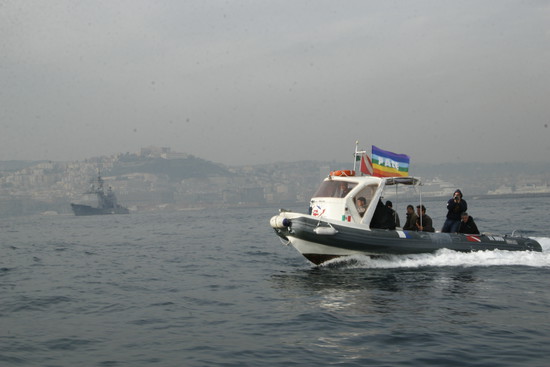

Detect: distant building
[161,152,189,160]
[140,146,171,158]
[140,146,189,160]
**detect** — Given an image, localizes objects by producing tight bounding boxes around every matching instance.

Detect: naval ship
[70,173,129,216]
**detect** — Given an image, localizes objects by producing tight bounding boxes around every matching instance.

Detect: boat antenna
[394,183,399,221]
[353,141,359,173]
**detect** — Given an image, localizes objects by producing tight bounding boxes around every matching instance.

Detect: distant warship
[70,173,129,216]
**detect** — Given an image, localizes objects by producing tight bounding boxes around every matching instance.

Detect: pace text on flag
[371,145,410,177]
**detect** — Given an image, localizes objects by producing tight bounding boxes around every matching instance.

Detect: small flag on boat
[466,235,482,243]
[360,153,374,176]
[372,145,410,177]
[354,145,374,176]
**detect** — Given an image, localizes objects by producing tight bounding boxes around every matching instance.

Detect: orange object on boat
[330,170,355,177]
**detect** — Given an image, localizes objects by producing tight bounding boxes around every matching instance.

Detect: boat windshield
[313,180,357,198]
[353,184,378,208]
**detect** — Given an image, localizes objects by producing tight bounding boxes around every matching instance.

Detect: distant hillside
[108,154,231,181]
[0,160,46,172]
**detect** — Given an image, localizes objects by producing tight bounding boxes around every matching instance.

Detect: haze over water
[3,1,550,165]
[1,195,550,366]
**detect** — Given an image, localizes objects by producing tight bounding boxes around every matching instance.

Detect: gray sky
[2,1,550,166]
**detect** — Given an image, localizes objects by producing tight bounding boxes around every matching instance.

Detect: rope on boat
[314,220,338,235]
[510,229,525,238]
[278,237,291,246]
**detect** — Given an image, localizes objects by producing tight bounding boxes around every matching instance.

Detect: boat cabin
[309,171,421,228]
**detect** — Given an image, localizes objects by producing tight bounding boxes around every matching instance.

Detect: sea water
[1,196,550,366]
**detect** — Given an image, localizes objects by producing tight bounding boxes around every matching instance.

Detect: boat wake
[321,237,550,269]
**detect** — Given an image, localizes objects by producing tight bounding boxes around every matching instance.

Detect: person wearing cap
[458,212,479,234]
[415,205,435,232]
[441,189,467,233]
[385,200,400,227]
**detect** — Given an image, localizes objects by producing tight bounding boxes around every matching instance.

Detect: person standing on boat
[458,212,480,234]
[441,189,467,233]
[415,205,435,232]
[386,200,400,227]
[370,199,396,230]
[403,204,418,230]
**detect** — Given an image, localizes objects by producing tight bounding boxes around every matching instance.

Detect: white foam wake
[535,236,550,252]
[325,237,550,269]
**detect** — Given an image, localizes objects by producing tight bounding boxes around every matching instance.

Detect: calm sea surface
[1,196,550,366]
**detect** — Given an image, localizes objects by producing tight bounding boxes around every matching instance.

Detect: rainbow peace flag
[372,145,410,177]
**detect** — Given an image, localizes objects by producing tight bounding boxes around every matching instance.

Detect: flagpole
[353,141,359,173]
[395,183,399,225]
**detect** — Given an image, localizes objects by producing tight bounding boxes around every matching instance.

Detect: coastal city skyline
[1,145,549,218]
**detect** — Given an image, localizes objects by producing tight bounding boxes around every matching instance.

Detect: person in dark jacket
[458,212,480,234]
[441,189,467,233]
[370,199,396,230]
[415,205,435,232]
[403,204,418,230]
[386,200,400,227]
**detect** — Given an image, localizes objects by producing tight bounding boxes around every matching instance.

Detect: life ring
[330,170,355,177]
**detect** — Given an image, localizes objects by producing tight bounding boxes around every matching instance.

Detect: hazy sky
[2,1,550,166]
